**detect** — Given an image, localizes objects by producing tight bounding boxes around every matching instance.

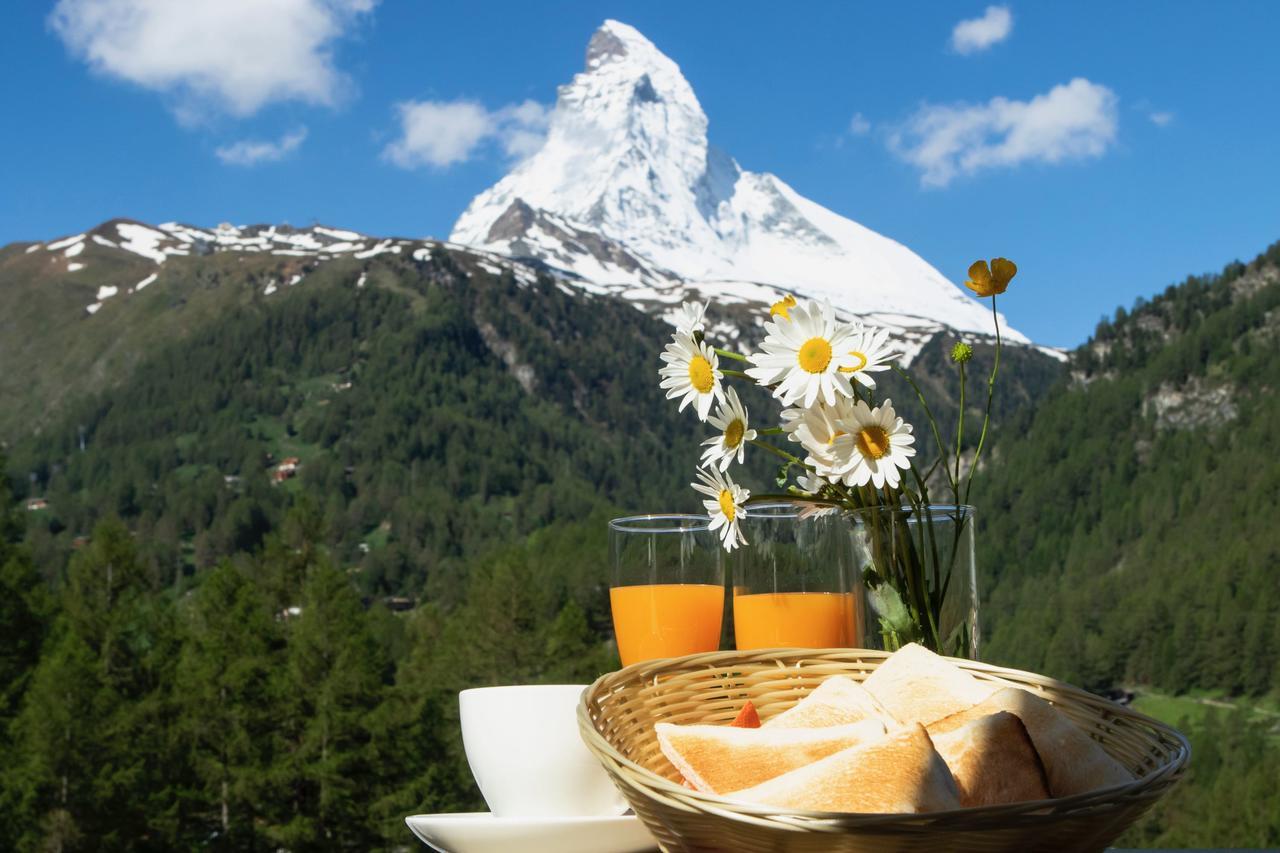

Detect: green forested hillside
[981,243,1280,847]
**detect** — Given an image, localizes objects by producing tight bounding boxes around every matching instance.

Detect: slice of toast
[928,687,1134,797]
[862,643,998,726]
[656,718,885,794]
[929,711,1050,807]
[728,724,961,814]
[763,676,898,728]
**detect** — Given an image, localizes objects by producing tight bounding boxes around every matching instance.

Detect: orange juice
[733,591,857,650]
[610,583,723,666]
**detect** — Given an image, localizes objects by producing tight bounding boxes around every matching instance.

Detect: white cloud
[215,127,308,166]
[951,6,1013,54]
[497,100,552,159]
[889,78,1119,187]
[49,0,375,121]
[383,98,551,169]
[1149,111,1174,127]
[848,113,871,136]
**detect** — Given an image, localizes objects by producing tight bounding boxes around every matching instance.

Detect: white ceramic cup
[458,684,628,818]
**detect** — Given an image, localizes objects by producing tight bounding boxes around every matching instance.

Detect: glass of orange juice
[608,515,724,667]
[731,504,860,650]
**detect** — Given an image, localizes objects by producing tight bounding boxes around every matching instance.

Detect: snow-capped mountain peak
[452,20,1038,357]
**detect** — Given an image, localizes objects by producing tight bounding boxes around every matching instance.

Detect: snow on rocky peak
[451,20,1035,357]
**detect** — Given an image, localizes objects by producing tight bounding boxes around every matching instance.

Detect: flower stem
[964,296,1002,505]
[757,426,784,435]
[748,439,802,465]
[954,360,966,505]
[892,365,956,495]
[721,368,750,379]
[714,348,749,362]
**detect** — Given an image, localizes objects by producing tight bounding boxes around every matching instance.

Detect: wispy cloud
[382,98,551,169]
[1148,111,1174,127]
[889,78,1119,187]
[49,0,376,123]
[216,128,308,166]
[848,113,871,136]
[951,5,1013,54]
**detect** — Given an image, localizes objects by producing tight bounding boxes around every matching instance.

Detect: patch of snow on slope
[289,274,303,286]
[26,244,42,253]
[412,247,432,261]
[356,272,367,288]
[116,223,170,263]
[96,285,118,300]
[67,262,85,272]
[64,241,85,258]
[47,234,85,251]
[315,226,364,241]
[135,273,158,291]
[86,303,102,315]
[92,235,117,248]
[354,240,399,259]
[264,281,278,296]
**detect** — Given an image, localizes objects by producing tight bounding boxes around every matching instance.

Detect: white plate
[405,812,658,853]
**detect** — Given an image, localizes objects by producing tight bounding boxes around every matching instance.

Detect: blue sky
[3,1,1279,348]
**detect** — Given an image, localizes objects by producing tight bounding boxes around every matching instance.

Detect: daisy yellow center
[724,418,745,449]
[718,489,736,521]
[798,337,833,373]
[856,426,891,460]
[688,355,714,393]
[838,350,869,374]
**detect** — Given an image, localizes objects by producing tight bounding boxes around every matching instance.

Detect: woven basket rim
[578,647,1190,827]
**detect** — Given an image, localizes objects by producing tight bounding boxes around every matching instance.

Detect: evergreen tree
[10,518,173,851]
[172,561,280,849]
[268,560,386,850]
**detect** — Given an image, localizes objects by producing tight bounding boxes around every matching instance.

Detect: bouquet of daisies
[658,258,1017,654]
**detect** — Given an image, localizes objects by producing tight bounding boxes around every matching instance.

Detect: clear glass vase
[849,504,978,659]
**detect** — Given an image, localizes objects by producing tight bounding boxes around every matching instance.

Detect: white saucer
[405,812,658,853]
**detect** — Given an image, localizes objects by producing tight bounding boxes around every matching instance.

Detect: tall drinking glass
[730,504,859,650]
[608,515,724,667]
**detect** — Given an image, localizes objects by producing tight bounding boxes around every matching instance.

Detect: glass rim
[741,501,805,518]
[609,513,712,534]
[846,503,976,517]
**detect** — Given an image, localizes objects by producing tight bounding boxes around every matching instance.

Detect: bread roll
[656,718,885,794]
[929,687,1134,797]
[929,711,1050,807]
[764,675,897,729]
[729,724,961,814]
[862,643,998,726]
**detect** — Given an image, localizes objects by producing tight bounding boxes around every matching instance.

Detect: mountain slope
[452,20,1036,357]
[980,242,1280,696]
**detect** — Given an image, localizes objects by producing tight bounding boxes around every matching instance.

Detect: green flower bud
[951,342,974,364]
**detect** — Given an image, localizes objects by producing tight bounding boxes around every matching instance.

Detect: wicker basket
[578,648,1188,853]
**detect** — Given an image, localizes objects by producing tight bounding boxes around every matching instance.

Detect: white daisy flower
[745,300,863,408]
[700,387,758,471]
[837,326,896,389]
[829,398,917,489]
[692,466,749,551]
[659,332,723,421]
[669,300,708,336]
[781,398,858,483]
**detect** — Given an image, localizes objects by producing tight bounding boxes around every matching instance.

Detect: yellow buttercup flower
[770,294,797,320]
[965,257,1017,297]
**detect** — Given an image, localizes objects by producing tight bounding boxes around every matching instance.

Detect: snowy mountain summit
[452,20,1034,356]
